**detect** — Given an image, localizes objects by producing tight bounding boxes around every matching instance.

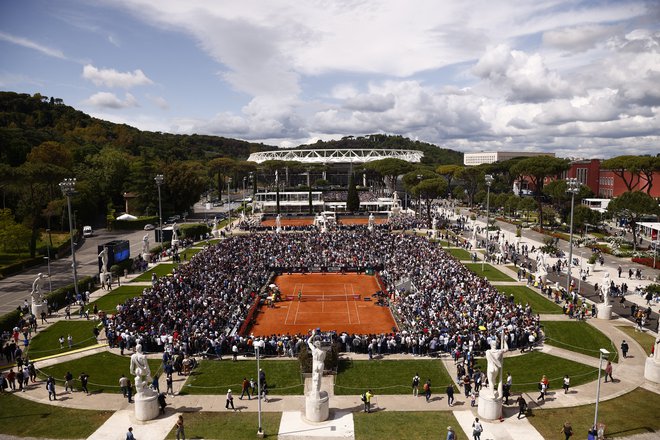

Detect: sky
[1,0,659,159]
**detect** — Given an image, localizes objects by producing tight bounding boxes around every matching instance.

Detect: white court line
[284,283,297,325]
[344,284,351,324]
[293,285,303,325]
[352,284,361,324]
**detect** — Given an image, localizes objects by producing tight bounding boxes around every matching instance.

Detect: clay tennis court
[250,273,398,336]
[260,216,388,227]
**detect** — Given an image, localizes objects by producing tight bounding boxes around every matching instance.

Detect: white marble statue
[432,216,437,231]
[600,272,611,305]
[368,213,375,230]
[98,247,109,275]
[171,222,179,243]
[536,252,548,282]
[130,344,153,395]
[485,334,508,399]
[211,217,220,238]
[142,234,150,255]
[392,191,400,207]
[275,214,282,230]
[31,272,48,304]
[307,330,326,398]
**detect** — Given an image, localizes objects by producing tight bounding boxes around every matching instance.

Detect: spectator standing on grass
[59,335,64,349]
[67,334,73,349]
[560,422,573,440]
[412,373,420,397]
[446,426,456,440]
[175,415,185,440]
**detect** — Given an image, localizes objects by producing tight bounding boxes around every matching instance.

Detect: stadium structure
[247,148,424,213]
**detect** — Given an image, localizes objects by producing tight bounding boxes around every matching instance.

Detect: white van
[83,226,93,237]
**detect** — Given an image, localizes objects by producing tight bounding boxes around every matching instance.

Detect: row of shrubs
[0,276,95,334]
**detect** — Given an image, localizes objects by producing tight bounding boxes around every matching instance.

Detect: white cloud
[146,94,169,110]
[82,64,153,88]
[84,92,139,109]
[0,31,68,60]
[543,24,622,53]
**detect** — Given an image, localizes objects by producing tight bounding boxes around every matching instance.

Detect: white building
[464,151,554,166]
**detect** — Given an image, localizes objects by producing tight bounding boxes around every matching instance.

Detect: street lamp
[59,178,79,297]
[227,177,232,228]
[254,339,265,437]
[44,228,53,295]
[154,174,164,243]
[482,174,494,272]
[594,348,610,434]
[565,178,580,295]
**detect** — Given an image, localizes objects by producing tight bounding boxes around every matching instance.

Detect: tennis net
[286,294,361,302]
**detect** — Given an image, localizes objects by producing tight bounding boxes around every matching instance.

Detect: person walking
[424,378,432,402]
[563,375,570,394]
[126,427,135,440]
[446,426,456,440]
[240,377,251,400]
[46,376,57,401]
[516,395,527,419]
[79,372,89,394]
[561,421,573,440]
[119,374,130,398]
[446,384,454,407]
[363,389,374,413]
[412,372,420,397]
[64,371,74,393]
[166,373,174,396]
[175,414,185,440]
[472,417,483,440]
[604,361,614,382]
[620,340,629,358]
[225,389,235,410]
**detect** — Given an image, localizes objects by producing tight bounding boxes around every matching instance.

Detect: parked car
[144,224,155,230]
[83,226,93,237]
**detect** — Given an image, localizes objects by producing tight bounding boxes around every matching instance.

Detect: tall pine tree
[346,173,360,212]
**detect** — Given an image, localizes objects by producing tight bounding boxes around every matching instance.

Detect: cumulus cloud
[84,92,139,109]
[146,94,169,110]
[343,93,395,112]
[542,24,622,53]
[82,64,153,88]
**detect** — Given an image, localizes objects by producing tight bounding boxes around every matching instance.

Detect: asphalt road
[0,228,152,316]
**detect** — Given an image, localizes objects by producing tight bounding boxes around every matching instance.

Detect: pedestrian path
[87,409,179,440]
[453,409,544,440]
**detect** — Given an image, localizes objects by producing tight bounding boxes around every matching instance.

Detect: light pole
[594,348,610,434]
[565,178,580,295]
[155,174,164,243]
[44,228,53,295]
[227,177,232,227]
[577,250,584,295]
[254,339,265,437]
[59,178,79,297]
[482,174,494,272]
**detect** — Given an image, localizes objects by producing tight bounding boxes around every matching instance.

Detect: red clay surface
[260,217,388,227]
[250,273,397,336]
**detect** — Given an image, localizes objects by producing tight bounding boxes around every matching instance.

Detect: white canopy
[116,213,138,221]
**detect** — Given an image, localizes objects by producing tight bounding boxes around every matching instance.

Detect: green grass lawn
[616,326,656,356]
[542,321,618,363]
[476,351,599,393]
[0,393,112,438]
[445,248,472,260]
[39,351,162,393]
[354,411,468,440]
[88,285,145,313]
[165,412,282,439]
[528,388,660,439]
[180,246,205,260]
[464,263,515,281]
[182,359,303,395]
[496,285,563,314]
[334,359,452,396]
[131,263,179,282]
[27,320,100,359]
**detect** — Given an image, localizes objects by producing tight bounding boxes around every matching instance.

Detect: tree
[411,178,447,224]
[601,156,646,193]
[510,156,570,229]
[518,197,536,222]
[455,165,488,207]
[607,191,660,251]
[572,205,601,235]
[208,157,237,200]
[163,161,206,214]
[543,179,593,222]
[363,158,414,193]
[435,164,462,196]
[346,173,360,212]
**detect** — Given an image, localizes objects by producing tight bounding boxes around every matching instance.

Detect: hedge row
[0,276,95,334]
[0,256,44,279]
[178,223,210,240]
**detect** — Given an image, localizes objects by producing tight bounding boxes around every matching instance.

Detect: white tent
[116,213,138,221]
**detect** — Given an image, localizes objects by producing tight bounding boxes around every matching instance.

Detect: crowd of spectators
[107,225,541,361]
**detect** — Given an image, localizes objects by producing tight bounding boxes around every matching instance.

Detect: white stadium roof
[247,148,424,164]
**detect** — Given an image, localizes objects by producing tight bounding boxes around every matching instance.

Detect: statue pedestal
[276,227,282,234]
[596,304,612,320]
[211,228,220,238]
[31,302,46,318]
[134,391,159,421]
[305,391,329,422]
[142,253,151,263]
[644,358,660,383]
[477,394,502,420]
[171,239,179,247]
